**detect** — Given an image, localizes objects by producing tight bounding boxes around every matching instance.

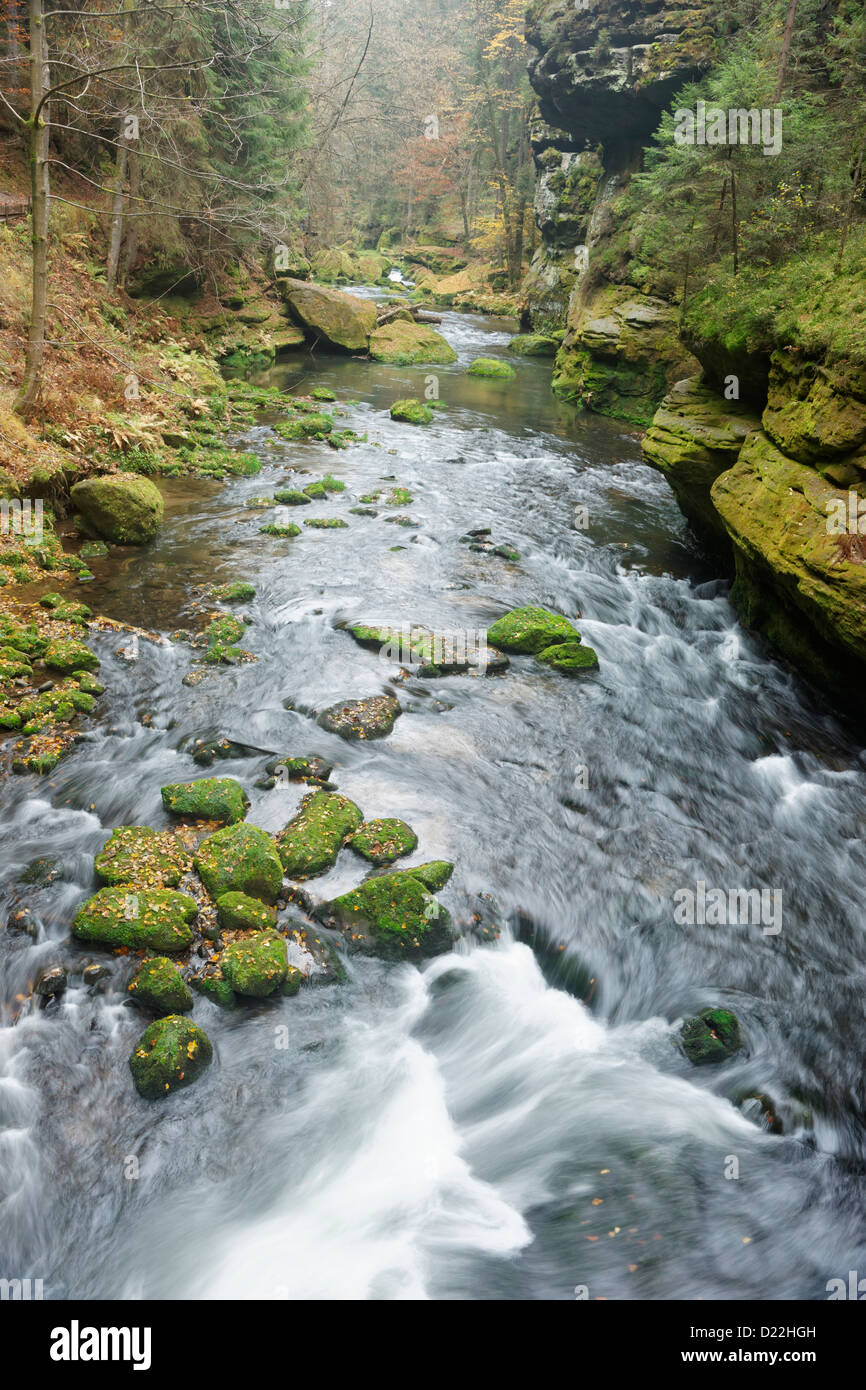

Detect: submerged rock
[129,1015,213,1099]
[322,870,452,961]
[94,826,190,889]
[195,823,283,903]
[317,695,401,741]
[161,777,249,825]
[127,957,193,1015]
[350,818,418,866]
[277,791,363,878]
[72,887,198,952]
[70,473,164,545]
[680,1008,743,1066]
[220,931,288,998]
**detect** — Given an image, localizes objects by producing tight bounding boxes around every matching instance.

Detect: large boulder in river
[127,957,193,1015]
[317,695,402,741]
[129,1015,213,1100]
[161,777,249,825]
[220,931,288,998]
[195,823,283,903]
[72,886,198,952]
[276,790,363,878]
[321,869,452,961]
[279,278,377,353]
[95,826,190,889]
[487,605,580,654]
[70,473,164,544]
[369,319,457,366]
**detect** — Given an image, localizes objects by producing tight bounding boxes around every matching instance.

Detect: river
[2,298,865,1301]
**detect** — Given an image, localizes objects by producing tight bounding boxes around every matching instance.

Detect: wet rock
[6,907,38,936]
[737,1090,784,1135]
[321,870,452,961]
[260,522,301,538]
[317,695,401,741]
[680,1008,743,1066]
[44,638,99,674]
[390,399,433,426]
[487,605,580,654]
[268,755,334,786]
[195,823,283,903]
[273,489,311,506]
[304,517,349,529]
[70,473,164,545]
[83,961,111,985]
[72,887,198,952]
[277,791,363,878]
[216,892,278,932]
[207,581,256,603]
[278,279,377,353]
[508,333,558,357]
[127,957,193,1016]
[407,861,454,892]
[220,931,288,998]
[18,856,62,887]
[369,319,457,366]
[467,357,515,378]
[129,1015,213,1100]
[161,777,249,825]
[535,641,599,675]
[189,967,237,1008]
[350,818,418,867]
[94,826,190,889]
[35,964,67,997]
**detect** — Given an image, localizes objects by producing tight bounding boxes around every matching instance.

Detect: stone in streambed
[265,755,334,785]
[216,892,278,932]
[44,638,99,674]
[535,641,599,675]
[220,931,288,998]
[369,319,457,366]
[508,334,558,357]
[208,581,256,602]
[277,791,363,878]
[317,695,401,741]
[70,473,164,545]
[680,1008,742,1066]
[189,967,237,1008]
[279,279,377,353]
[487,606,581,654]
[322,870,452,961]
[195,823,283,903]
[350,818,418,867]
[129,1015,213,1099]
[161,777,249,825]
[407,861,454,892]
[95,826,190,889]
[390,399,433,425]
[467,357,515,378]
[72,887,198,952]
[127,957,193,1016]
[273,490,311,506]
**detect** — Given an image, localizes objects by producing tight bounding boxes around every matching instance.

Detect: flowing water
[2,299,866,1302]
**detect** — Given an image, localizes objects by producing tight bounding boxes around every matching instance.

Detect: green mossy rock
[72,886,198,952]
[304,517,348,529]
[311,387,337,401]
[95,826,189,889]
[195,823,283,903]
[216,892,278,932]
[487,606,581,654]
[369,320,457,366]
[407,861,454,892]
[209,581,256,602]
[350,818,418,866]
[127,957,193,1015]
[467,358,515,378]
[161,777,249,825]
[273,490,311,506]
[508,334,558,357]
[324,870,452,961]
[204,615,246,648]
[75,671,104,695]
[277,791,363,878]
[129,1015,213,1099]
[220,930,288,998]
[279,279,377,352]
[317,695,401,741]
[390,399,434,425]
[680,1009,743,1066]
[44,638,99,674]
[190,969,237,1008]
[535,641,599,674]
[70,473,164,545]
[267,755,333,784]
[260,522,302,538]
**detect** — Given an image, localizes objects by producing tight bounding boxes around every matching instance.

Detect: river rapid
[2,297,866,1302]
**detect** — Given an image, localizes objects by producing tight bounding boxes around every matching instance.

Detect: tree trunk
[731,170,738,275]
[16,0,50,418]
[106,137,128,290]
[837,138,865,270]
[120,142,139,289]
[773,0,799,102]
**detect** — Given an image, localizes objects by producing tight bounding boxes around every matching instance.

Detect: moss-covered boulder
[467,358,515,378]
[220,931,288,998]
[277,791,363,878]
[407,861,454,892]
[195,823,283,902]
[267,755,333,784]
[95,826,189,889]
[508,334,559,357]
[161,777,249,825]
[72,886,198,952]
[216,892,278,932]
[279,278,377,353]
[129,1015,213,1099]
[350,818,418,866]
[487,606,580,654]
[70,473,164,545]
[390,399,433,425]
[369,320,457,366]
[127,957,193,1015]
[310,248,356,283]
[535,641,599,674]
[273,489,311,507]
[44,638,99,674]
[680,1008,743,1066]
[323,870,452,961]
[208,581,256,602]
[317,695,401,741]
[189,968,237,1008]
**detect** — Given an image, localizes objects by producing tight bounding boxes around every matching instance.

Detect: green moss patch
[161,777,249,825]
[350,818,418,866]
[72,886,198,952]
[127,957,193,1015]
[680,1009,742,1066]
[195,823,283,902]
[95,826,190,889]
[390,399,433,425]
[277,791,363,878]
[44,637,99,674]
[129,1015,213,1099]
[324,870,452,961]
[220,931,288,998]
[216,892,278,932]
[467,358,515,378]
